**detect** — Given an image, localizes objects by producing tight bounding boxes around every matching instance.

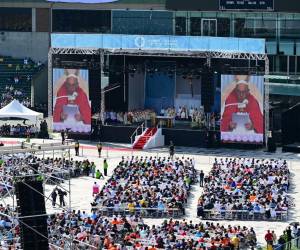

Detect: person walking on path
[91,162,96,178]
[97,142,102,158]
[199,170,205,187]
[75,140,80,156]
[61,130,65,144]
[169,141,175,160]
[103,159,108,176]
[265,230,274,250]
[57,188,67,207]
[92,182,100,196]
[51,188,57,207]
[286,226,292,250]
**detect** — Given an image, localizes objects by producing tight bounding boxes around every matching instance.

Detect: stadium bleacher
[0,55,43,108]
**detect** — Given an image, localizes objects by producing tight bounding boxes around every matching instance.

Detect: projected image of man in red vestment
[53,70,91,125]
[221,75,263,134]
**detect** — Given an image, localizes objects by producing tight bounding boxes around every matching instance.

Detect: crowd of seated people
[92,156,196,217]
[0,204,19,249]
[40,157,99,180]
[0,56,44,109]
[1,85,30,107]
[32,103,48,116]
[104,110,156,125]
[0,123,38,137]
[197,158,290,221]
[0,155,100,190]
[0,208,142,249]
[0,205,258,250]
[48,212,144,249]
[1,57,43,81]
[122,219,257,249]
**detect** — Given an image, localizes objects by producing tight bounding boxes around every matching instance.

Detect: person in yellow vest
[36,175,44,181]
[128,202,135,214]
[231,235,240,249]
[96,142,102,158]
[103,159,108,176]
[75,140,80,156]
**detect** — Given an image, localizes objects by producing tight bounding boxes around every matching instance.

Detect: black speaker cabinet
[15,181,48,250]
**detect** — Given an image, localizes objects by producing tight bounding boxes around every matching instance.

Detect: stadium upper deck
[0,0,165,8]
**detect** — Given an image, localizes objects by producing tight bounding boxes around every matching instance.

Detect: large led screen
[53,68,91,133]
[221,75,264,144]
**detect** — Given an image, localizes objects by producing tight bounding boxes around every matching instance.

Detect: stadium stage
[49,34,268,149]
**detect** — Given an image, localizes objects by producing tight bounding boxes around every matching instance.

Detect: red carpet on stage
[133,128,157,149]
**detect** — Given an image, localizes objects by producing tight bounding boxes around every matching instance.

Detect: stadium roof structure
[0,0,165,4]
[0,0,166,9]
[51,33,266,55]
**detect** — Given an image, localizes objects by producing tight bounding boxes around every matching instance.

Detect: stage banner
[220,75,264,144]
[51,34,266,55]
[52,68,91,133]
[47,0,118,3]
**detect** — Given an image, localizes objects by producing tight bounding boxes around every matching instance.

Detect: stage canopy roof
[51,34,265,55]
[0,100,43,123]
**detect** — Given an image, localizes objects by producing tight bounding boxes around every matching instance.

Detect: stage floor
[97,124,212,146]
[104,119,218,131]
[72,124,267,149]
[282,143,300,153]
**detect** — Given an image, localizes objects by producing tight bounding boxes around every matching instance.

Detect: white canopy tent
[0,100,43,124]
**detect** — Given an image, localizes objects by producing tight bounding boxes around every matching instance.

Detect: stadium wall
[33,67,48,106]
[0,32,49,62]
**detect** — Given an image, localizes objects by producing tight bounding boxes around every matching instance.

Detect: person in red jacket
[265,230,274,247]
[221,75,263,134]
[53,72,91,125]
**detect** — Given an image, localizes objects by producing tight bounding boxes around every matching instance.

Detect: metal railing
[130,122,146,145]
[274,236,300,250]
[93,207,183,218]
[198,209,288,221]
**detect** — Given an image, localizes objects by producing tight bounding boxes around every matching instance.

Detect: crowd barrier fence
[273,236,300,250]
[94,207,184,218]
[198,209,288,221]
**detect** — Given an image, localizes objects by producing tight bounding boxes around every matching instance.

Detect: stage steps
[132,127,158,149]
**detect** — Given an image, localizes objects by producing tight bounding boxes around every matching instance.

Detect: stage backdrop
[144,62,175,113]
[220,75,264,144]
[52,68,91,133]
[128,71,145,111]
[175,76,201,112]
